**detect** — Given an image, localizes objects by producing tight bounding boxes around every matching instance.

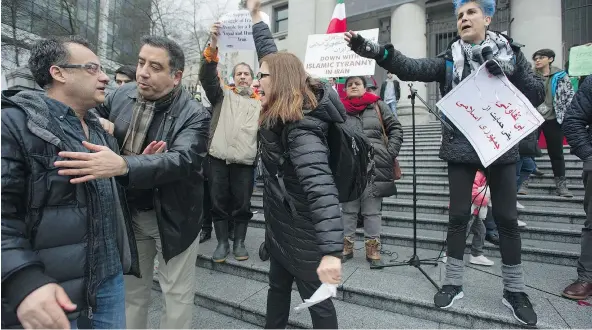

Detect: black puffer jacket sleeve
[376,44,447,83]
[198,50,224,108]
[123,107,210,189]
[287,124,343,256]
[564,76,592,161]
[377,101,404,157]
[508,50,545,108]
[1,113,56,310]
[253,21,278,61]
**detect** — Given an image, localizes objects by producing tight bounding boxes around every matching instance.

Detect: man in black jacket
[1,36,139,329]
[55,36,210,328]
[562,75,592,300]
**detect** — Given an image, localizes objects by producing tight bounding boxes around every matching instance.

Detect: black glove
[485,59,515,77]
[348,33,385,61]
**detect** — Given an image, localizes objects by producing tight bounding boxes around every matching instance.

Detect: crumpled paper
[293,283,338,312]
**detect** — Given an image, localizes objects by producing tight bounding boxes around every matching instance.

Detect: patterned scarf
[122,84,181,155]
[450,30,514,87]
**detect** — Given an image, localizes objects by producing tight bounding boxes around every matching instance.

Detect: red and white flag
[326,0,346,34]
[327,0,347,97]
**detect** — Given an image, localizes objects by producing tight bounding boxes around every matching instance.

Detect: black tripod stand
[370,84,453,291]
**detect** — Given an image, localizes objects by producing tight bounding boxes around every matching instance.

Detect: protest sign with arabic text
[436,63,545,167]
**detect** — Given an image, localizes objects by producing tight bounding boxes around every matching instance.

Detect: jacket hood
[305,81,347,124]
[535,65,562,77]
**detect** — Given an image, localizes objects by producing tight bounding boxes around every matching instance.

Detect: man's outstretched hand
[55,140,167,183]
[344,30,385,61]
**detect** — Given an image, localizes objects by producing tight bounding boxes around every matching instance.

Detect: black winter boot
[233,222,249,261]
[212,221,230,263]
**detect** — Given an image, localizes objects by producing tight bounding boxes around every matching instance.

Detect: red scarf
[341,92,381,114]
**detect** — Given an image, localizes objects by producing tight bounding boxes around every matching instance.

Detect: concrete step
[251,189,583,214]
[153,261,451,328]
[396,153,582,163]
[396,159,584,170]
[397,171,584,185]
[248,212,579,267]
[394,163,584,177]
[250,190,582,243]
[392,179,586,197]
[192,227,591,329]
[147,290,260,328]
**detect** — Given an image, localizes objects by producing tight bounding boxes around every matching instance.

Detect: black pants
[202,180,213,232]
[208,156,254,224]
[447,162,521,265]
[579,171,592,282]
[265,257,338,329]
[540,119,565,177]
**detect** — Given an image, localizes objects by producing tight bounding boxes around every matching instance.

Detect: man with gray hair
[54,35,210,328]
[200,22,261,264]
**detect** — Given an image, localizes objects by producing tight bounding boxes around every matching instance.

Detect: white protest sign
[218,10,270,50]
[304,29,379,78]
[436,63,545,168]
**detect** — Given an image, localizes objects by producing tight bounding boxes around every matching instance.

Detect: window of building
[562,0,592,60]
[273,4,288,33]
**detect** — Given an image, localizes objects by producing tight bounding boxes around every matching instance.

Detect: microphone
[481,45,494,62]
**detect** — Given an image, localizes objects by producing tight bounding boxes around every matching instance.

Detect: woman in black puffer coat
[249,5,343,329]
[340,76,403,265]
[344,1,545,326]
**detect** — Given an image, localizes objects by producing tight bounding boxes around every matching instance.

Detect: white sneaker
[516,201,525,209]
[470,255,494,266]
[517,220,527,227]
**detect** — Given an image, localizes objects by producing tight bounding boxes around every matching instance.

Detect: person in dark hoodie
[532,48,575,197]
[345,0,544,326]
[1,36,139,329]
[246,0,342,328]
[562,75,592,300]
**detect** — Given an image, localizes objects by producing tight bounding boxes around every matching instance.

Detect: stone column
[510,0,563,67]
[390,0,429,125]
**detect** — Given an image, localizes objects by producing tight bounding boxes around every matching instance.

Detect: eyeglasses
[58,62,104,75]
[256,72,270,80]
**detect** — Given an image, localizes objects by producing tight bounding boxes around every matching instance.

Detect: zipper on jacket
[84,184,96,320]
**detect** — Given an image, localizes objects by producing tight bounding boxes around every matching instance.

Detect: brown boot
[343,236,354,262]
[365,238,381,263]
[562,280,592,300]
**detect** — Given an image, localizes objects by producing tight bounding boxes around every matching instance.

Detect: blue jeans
[387,101,397,118]
[70,272,126,329]
[484,207,498,236]
[516,156,536,191]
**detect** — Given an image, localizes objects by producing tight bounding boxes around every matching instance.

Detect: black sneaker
[434,285,464,308]
[502,290,537,326]
[485,233,500,246]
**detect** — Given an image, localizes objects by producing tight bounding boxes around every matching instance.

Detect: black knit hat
[532,49,556,61]
[114,65,137,81]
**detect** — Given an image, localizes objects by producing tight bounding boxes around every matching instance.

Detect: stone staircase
[152,123,592,329]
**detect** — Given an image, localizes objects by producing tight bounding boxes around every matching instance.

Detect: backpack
[278,119,375,208]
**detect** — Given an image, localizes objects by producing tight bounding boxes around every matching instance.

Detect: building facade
[234,0,591,124]
[1,0,152,89]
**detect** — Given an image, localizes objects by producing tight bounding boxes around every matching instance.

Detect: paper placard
[218,10,270,50]
[304,29,379,78]
[568,44,592,77]
[436,63,545,167]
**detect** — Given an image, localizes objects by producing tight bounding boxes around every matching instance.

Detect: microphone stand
[370,84,452,291]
